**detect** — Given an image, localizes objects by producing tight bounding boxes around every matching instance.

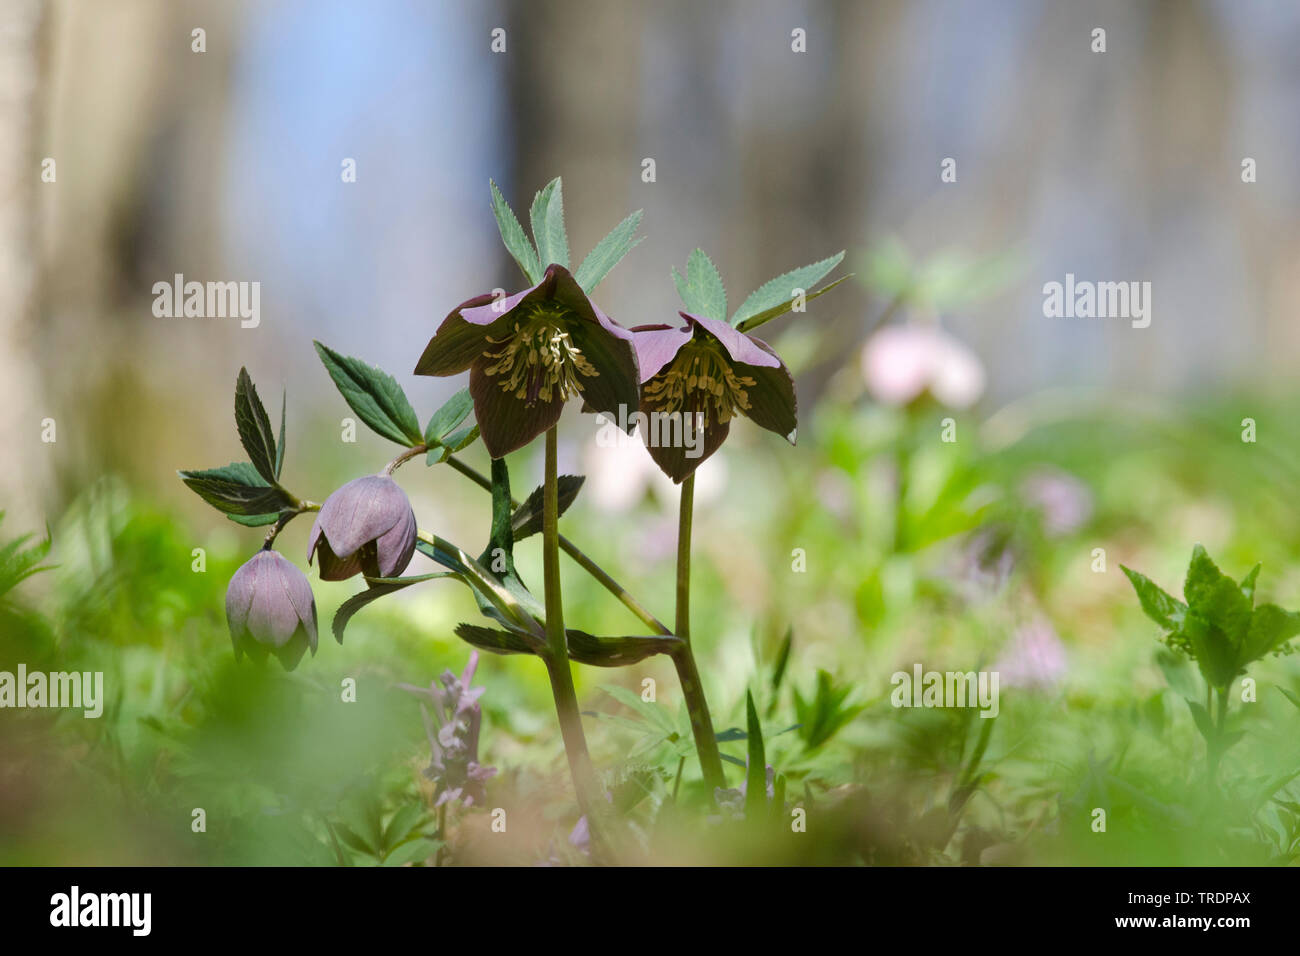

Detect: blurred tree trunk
[0,0,47,528]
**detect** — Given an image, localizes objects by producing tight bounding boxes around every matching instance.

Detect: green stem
[446,454,669,634]
[673,474,725,790]
[540,428,602,821]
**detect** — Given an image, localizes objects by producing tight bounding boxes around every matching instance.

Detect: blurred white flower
[581,421,727,514]
[860,324,985,409]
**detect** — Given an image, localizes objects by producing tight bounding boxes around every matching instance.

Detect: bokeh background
[3,0,1300,865]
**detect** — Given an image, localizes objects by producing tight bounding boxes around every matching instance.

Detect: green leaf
[332,578,427,644]
[381,837,440,867]
[276,390,287,479]
[510,475,585,540]
[314,341,423,447]
[1242,603,1300,664]
[453,622,539,657]
[602,685,677,735]
[1182,611,1238,690]
[234,368,279,484]
[1240,563,1261,604]
[671,248,727,321]
[1200,575,1253,647]
[178,461,295,517]
[382,804,427,852]
[1121,565,1187,631]
[490,179,541,283]
[744,690,768,819]
[564,630,683,667]
[0,514,53,601]
[1184,544,1226,609]
[731,251,845,329]
[424,387,474,445]
[1185,698,1216,745]
[425,424,480,464]
[529,177,569,270]
[574,209,644,293]
[226,512,282,528]
[734,274,851,334]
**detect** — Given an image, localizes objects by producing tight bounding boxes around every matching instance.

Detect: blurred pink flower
[860,324,985,409]
[995,615,1067,689]
[1020,468,1093,537]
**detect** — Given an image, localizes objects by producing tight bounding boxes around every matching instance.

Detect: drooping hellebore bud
[225,550,319,671]
[306,475,417,581]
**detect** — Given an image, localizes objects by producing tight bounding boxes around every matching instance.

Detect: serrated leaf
[1121,565,1188,631]
[731,251,845,328]
[1240,563,1261,604]
[1182,611,1238,689]
[602,685,677,734]
[490,178,541,283]
[178,461,295,517]
[1242,603,1300,664]
[1184,544,1226,609]
[574,209,643,293]
[529,177,569,269]
[734,274,851,334]
[510,475,584,540]
[424,387,474,445]
[672,248,727,321]
[276,390,287,479]
[314,341,423,447]
[234,368,279,484]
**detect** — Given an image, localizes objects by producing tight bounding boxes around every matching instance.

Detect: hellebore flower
[225,550,319,670]
[307,475,417,581]
[401,651,497,809]
[632,312,796,482]
[860,323,985,409]
[414,263,640,458]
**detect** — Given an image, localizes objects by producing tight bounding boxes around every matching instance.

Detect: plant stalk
[540,428,602,821]
[673,474,725,790]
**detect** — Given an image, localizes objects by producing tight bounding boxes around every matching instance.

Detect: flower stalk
[672,474,725,789]
[541,426,603,823]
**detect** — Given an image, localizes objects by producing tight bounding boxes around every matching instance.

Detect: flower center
[482,308,599,405]
[642,341,756,425]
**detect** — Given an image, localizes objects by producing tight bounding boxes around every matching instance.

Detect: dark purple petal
[736,338,798,444]
[682,312,781,369]
[630,323,693,383]
[639,396,730,483]
[569,313,640,426]
[414,293,503,377]
[469,361,566,458]
[374,503,418,578]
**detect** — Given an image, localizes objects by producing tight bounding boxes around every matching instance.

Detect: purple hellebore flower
[413,263,640,458]
[632,312,796,482]
[225,550,319,670]
[307,475,417,582]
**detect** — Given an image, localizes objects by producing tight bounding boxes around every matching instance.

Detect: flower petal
[682,312,781,369]
[414,293,502,377]
[569,309,640,426]
[736,338,798,444]
[630,323,693,383]
[639,397,730,483]
[470,361,565,458]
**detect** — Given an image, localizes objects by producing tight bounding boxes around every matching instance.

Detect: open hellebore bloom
[226,550,319,670]
[413,264,639,458]
[632,312,796,482]
[307,475,417,581]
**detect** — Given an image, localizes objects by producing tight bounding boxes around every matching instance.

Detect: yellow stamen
[642,342,755,425]
[482,308,599,405]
